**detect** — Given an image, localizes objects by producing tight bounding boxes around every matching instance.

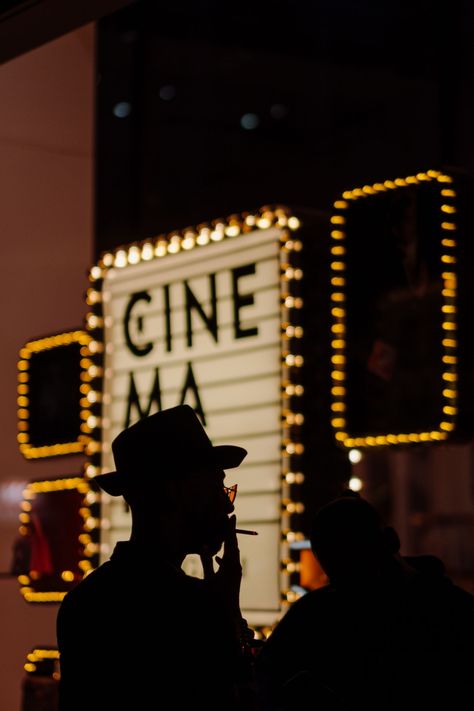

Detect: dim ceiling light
[270,104,288,120]
[159,85,176,101]
[112,102,132,118]
[240,113,260,130]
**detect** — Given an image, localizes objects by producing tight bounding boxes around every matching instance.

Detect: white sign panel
[86,212,304,627]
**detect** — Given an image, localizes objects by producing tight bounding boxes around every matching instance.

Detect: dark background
[95,0,474,251]
[94,0,474,528]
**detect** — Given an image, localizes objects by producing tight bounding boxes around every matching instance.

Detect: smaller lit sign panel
[17,331,92,459]
[15,477,98,603]
[330,170,458,448]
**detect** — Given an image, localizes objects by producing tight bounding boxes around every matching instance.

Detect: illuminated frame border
[330,170,458,448]
[24,648,60,676]
[84,205,306,616]
[17,330,93,459]
[18,477,99,603]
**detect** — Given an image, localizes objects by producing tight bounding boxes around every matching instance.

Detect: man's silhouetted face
[179,468,235,555]
[124,465,235,558]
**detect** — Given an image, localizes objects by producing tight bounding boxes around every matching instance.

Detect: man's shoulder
[289,585,337,613]
[406,559,474,608]
[59,562,113,614]
[269,586,336,635]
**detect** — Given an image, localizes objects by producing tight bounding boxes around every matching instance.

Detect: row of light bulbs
[88,208,300,280]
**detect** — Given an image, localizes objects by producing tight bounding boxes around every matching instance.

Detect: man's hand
[200,514,242,617]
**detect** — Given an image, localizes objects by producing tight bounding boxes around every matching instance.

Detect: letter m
[124,369,162,428]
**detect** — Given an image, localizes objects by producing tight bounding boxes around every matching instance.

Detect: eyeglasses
[223,483,238,504]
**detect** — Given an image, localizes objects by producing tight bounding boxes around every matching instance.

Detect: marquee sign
[330,170,458,449]
[85,206,305,626]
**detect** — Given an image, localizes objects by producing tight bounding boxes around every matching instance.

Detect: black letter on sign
[124,368,162,428]
[232,263,258,339]
[179,362,206,426]
[124,291,153,357]
[185,274,218,348]
[163,283,172,352]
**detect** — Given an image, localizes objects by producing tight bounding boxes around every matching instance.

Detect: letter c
[123,291,153,357]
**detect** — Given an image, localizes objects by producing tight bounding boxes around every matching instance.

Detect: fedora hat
[94,405,247,496]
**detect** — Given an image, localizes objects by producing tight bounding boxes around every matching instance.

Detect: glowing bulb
[114,250,127,268]
[348,449,363,464]
[349,476,363,492]
[155,241,167,257]
[197,229,210,245]
[182,234,195,250]
[90,266,102,280]
[142,243,154,260]
[128,246,141,264]
[288,216,300,230]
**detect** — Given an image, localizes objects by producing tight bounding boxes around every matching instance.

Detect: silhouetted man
[57,405,254,710]
[256,492,474,710]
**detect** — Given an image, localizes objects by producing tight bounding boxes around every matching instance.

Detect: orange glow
[300,549,329,590]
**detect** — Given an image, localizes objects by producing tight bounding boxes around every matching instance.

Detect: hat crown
[111,405,212,476]
[95,405,247,496]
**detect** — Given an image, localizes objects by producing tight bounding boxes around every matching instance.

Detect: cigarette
[235,529,258,535]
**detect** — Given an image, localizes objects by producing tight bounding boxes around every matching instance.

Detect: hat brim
[93,471,126,497]
[213,444,247,469]
[94,444,247,497]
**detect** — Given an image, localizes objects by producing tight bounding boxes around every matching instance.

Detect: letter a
[179,362,206,426]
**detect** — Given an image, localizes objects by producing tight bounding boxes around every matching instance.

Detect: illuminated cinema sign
[85,207,305,626]
[330,170,458,449]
